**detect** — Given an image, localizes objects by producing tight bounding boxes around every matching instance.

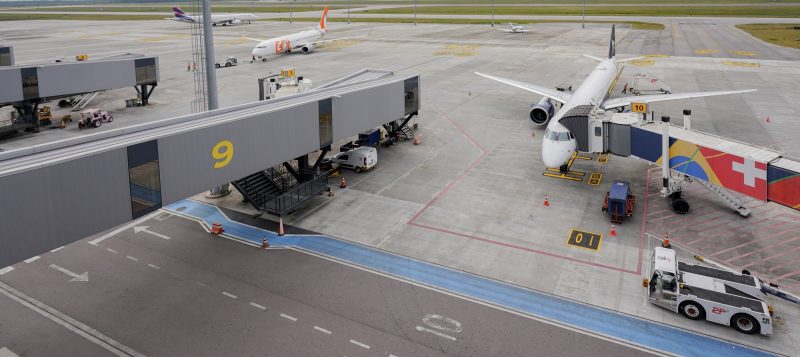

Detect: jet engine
[301,44,316,53]
[529,97,555,126]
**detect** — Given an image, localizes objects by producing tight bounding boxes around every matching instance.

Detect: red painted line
[406,107,643,275]
[687,217,791,247]
[764,246,800,271]
[727,235,800,264]
[636,168,652,275]
[774,268,800,282]
[709,227,797,258]
[408,222,637,274]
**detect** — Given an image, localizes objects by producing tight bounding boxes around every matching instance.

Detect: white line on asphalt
[88,210,160,246]
[147,264,160,270]
[49,246,64,253]
[349,339,370,349]
[24,256,40,264]
[389,354,398,357]
[416,325,456,341]
[0,267,14,275]
[0,281,144,357]
[280,313,297,322]
[196,282,210,288]
[249,302,266,310]
[222,292,237,299]
[313,326,331,335]
[125,256,139,262]
[106,248,118,254]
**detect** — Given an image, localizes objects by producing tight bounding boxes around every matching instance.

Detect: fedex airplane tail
[317,6,329,32]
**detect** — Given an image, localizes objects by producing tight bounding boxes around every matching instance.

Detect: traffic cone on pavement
[278,218,285,236]
[543,194,550,207]
[261,237,269,250]
[662,232,671,248]
[413,137,421,145]
[610,224,617,237]
[340,176,347,189]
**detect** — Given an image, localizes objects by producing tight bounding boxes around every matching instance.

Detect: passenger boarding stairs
[231,170,283,212]
[696,178,751,217]
[232,163,329,216]
[71,92,99,111]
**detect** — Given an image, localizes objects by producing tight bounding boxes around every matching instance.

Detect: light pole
[582,0,586,29]
[491,0,495,27]
[201,0,218,111]
[290,0,293,24]
[414,0,417,26]
[348,0,351,24]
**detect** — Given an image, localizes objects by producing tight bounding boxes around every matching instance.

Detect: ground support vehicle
[645,246,773,336]
[78,108,113,129]
[602,180,635,223]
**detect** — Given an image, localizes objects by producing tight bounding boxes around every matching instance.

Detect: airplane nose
[541,139,574,168]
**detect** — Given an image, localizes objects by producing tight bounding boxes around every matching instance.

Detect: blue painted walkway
[164,199,774,357]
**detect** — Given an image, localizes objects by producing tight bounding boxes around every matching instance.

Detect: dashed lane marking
[222,292,237,299]
[147,264,160,270]
[23,256,40,264]
[249,302,266,310]
[313,326,332,335]
[415,325,457,341]
[280,313,297,322]
[106,248,118,254]
[0,267,14,275]
[125,256,139,262]
[196,282,210,288]
[349,339,370,349]
[50,246,64,253]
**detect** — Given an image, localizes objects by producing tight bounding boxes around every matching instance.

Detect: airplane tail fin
[609,24,616,59]
[318,6,329,32]
[173,6,193,21]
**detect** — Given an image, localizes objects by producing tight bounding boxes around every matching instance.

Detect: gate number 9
[212,140,234,169]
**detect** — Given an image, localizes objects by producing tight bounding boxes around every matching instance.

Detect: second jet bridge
[0,70,420,267]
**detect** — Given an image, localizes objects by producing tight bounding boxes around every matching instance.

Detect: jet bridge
[0,71,421,267]
[560,109,800,214]
[0,54,158,134]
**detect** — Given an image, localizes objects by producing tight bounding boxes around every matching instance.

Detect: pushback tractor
[645,246,773,336]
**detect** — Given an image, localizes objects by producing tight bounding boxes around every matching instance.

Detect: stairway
[696,178,751,217]
[71,92,99,111]
[231,171,282,211]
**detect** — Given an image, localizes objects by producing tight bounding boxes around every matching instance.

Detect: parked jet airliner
[498,23,529,33]
[248,6,366,61]
[171,6,256,26]
[476,25,756,170]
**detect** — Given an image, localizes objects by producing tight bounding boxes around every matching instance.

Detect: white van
[333,146,378,173]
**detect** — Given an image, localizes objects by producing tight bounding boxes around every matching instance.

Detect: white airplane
[171,6,256,26]
[476,25,756,171]
[498,22,529,33]
[247,6,366,61]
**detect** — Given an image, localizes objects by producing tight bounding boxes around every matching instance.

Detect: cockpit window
[557,132,570,141]
[545,129,572,141]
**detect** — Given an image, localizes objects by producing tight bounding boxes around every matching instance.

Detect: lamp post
[348,0,351,24]
[414,0,417,26]
[491,0,495,27]
[582,0,586,29]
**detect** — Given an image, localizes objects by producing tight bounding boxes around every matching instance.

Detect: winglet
[609,24,616,59]
[318,6,329,32]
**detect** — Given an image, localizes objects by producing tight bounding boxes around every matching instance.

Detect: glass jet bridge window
[127,140,162,219]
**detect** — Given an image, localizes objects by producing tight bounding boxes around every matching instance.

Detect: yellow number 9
[212,140,234,169]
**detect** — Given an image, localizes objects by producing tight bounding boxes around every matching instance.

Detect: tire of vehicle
[355,167,362,173]
[679,301,705,321]
[672,197,690,214]
[78,122,85,129]
[107,115,113,122]
[94,119,101,128]
[225,62,231,67]
[731,314,759,335]
[215,63,221,69]
[742,269,751,275]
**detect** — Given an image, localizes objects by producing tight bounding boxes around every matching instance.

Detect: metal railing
[261,174,329,215]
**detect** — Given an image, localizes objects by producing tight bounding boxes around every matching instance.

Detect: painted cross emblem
[732,158,766,187]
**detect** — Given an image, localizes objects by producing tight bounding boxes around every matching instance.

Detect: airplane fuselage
[542,58,623,168]
[175,13,256,25]
[252,29,325,58]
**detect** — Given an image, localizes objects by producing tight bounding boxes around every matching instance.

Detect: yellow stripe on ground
[730,50,756,56]
[629,59,654,66]
[694,49,719,55]
[434,44,479,56]
[645,54,669,58]
[722,61,760,68]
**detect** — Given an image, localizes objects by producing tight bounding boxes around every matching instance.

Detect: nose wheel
[543,153,591,182]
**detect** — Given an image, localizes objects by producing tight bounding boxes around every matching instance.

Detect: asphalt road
[0,213,655,356]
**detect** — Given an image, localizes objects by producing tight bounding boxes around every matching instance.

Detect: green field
[737,23,800,48]
[274,16,665,30]
[359,5,800,17]
[8,5,350,13]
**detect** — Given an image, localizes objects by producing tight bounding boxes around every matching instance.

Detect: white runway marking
[23,256,40,264]
[280,313,297,322]
[0,267,14,275]
[88,210,160,246]
[249,302,266,310]
[313,326,331,334]
[125,256,139,262]
[415,325,456,341]
[147,264,160,270]
[349,339,370,349]
[196,282,210,288]
[106,248,118,254]
[222,292,237,299]
[49,246,64,253]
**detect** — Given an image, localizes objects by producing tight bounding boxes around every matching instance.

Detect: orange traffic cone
[340,177,347,189]
[610,224,617,237]
[413,137,421,145]
[543,194,550,207]
[261,237,269,250]
[211,222,224,235]
[278,218,285,236]
[662,232,671,248]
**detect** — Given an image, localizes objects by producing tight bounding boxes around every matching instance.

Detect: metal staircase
[696,178,751,217]
[231,171,282,211]
[400,124,414,140]
[71,92,99,111]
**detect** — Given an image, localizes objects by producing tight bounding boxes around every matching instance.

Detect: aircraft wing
[474,72,572,104]
[304,35,368,46]
[601,89,757,110]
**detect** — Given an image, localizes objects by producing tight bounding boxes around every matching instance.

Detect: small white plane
[247,6,366,61]
[498,22,529,33]
[171,6,256,26]
[476,25,756,170]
